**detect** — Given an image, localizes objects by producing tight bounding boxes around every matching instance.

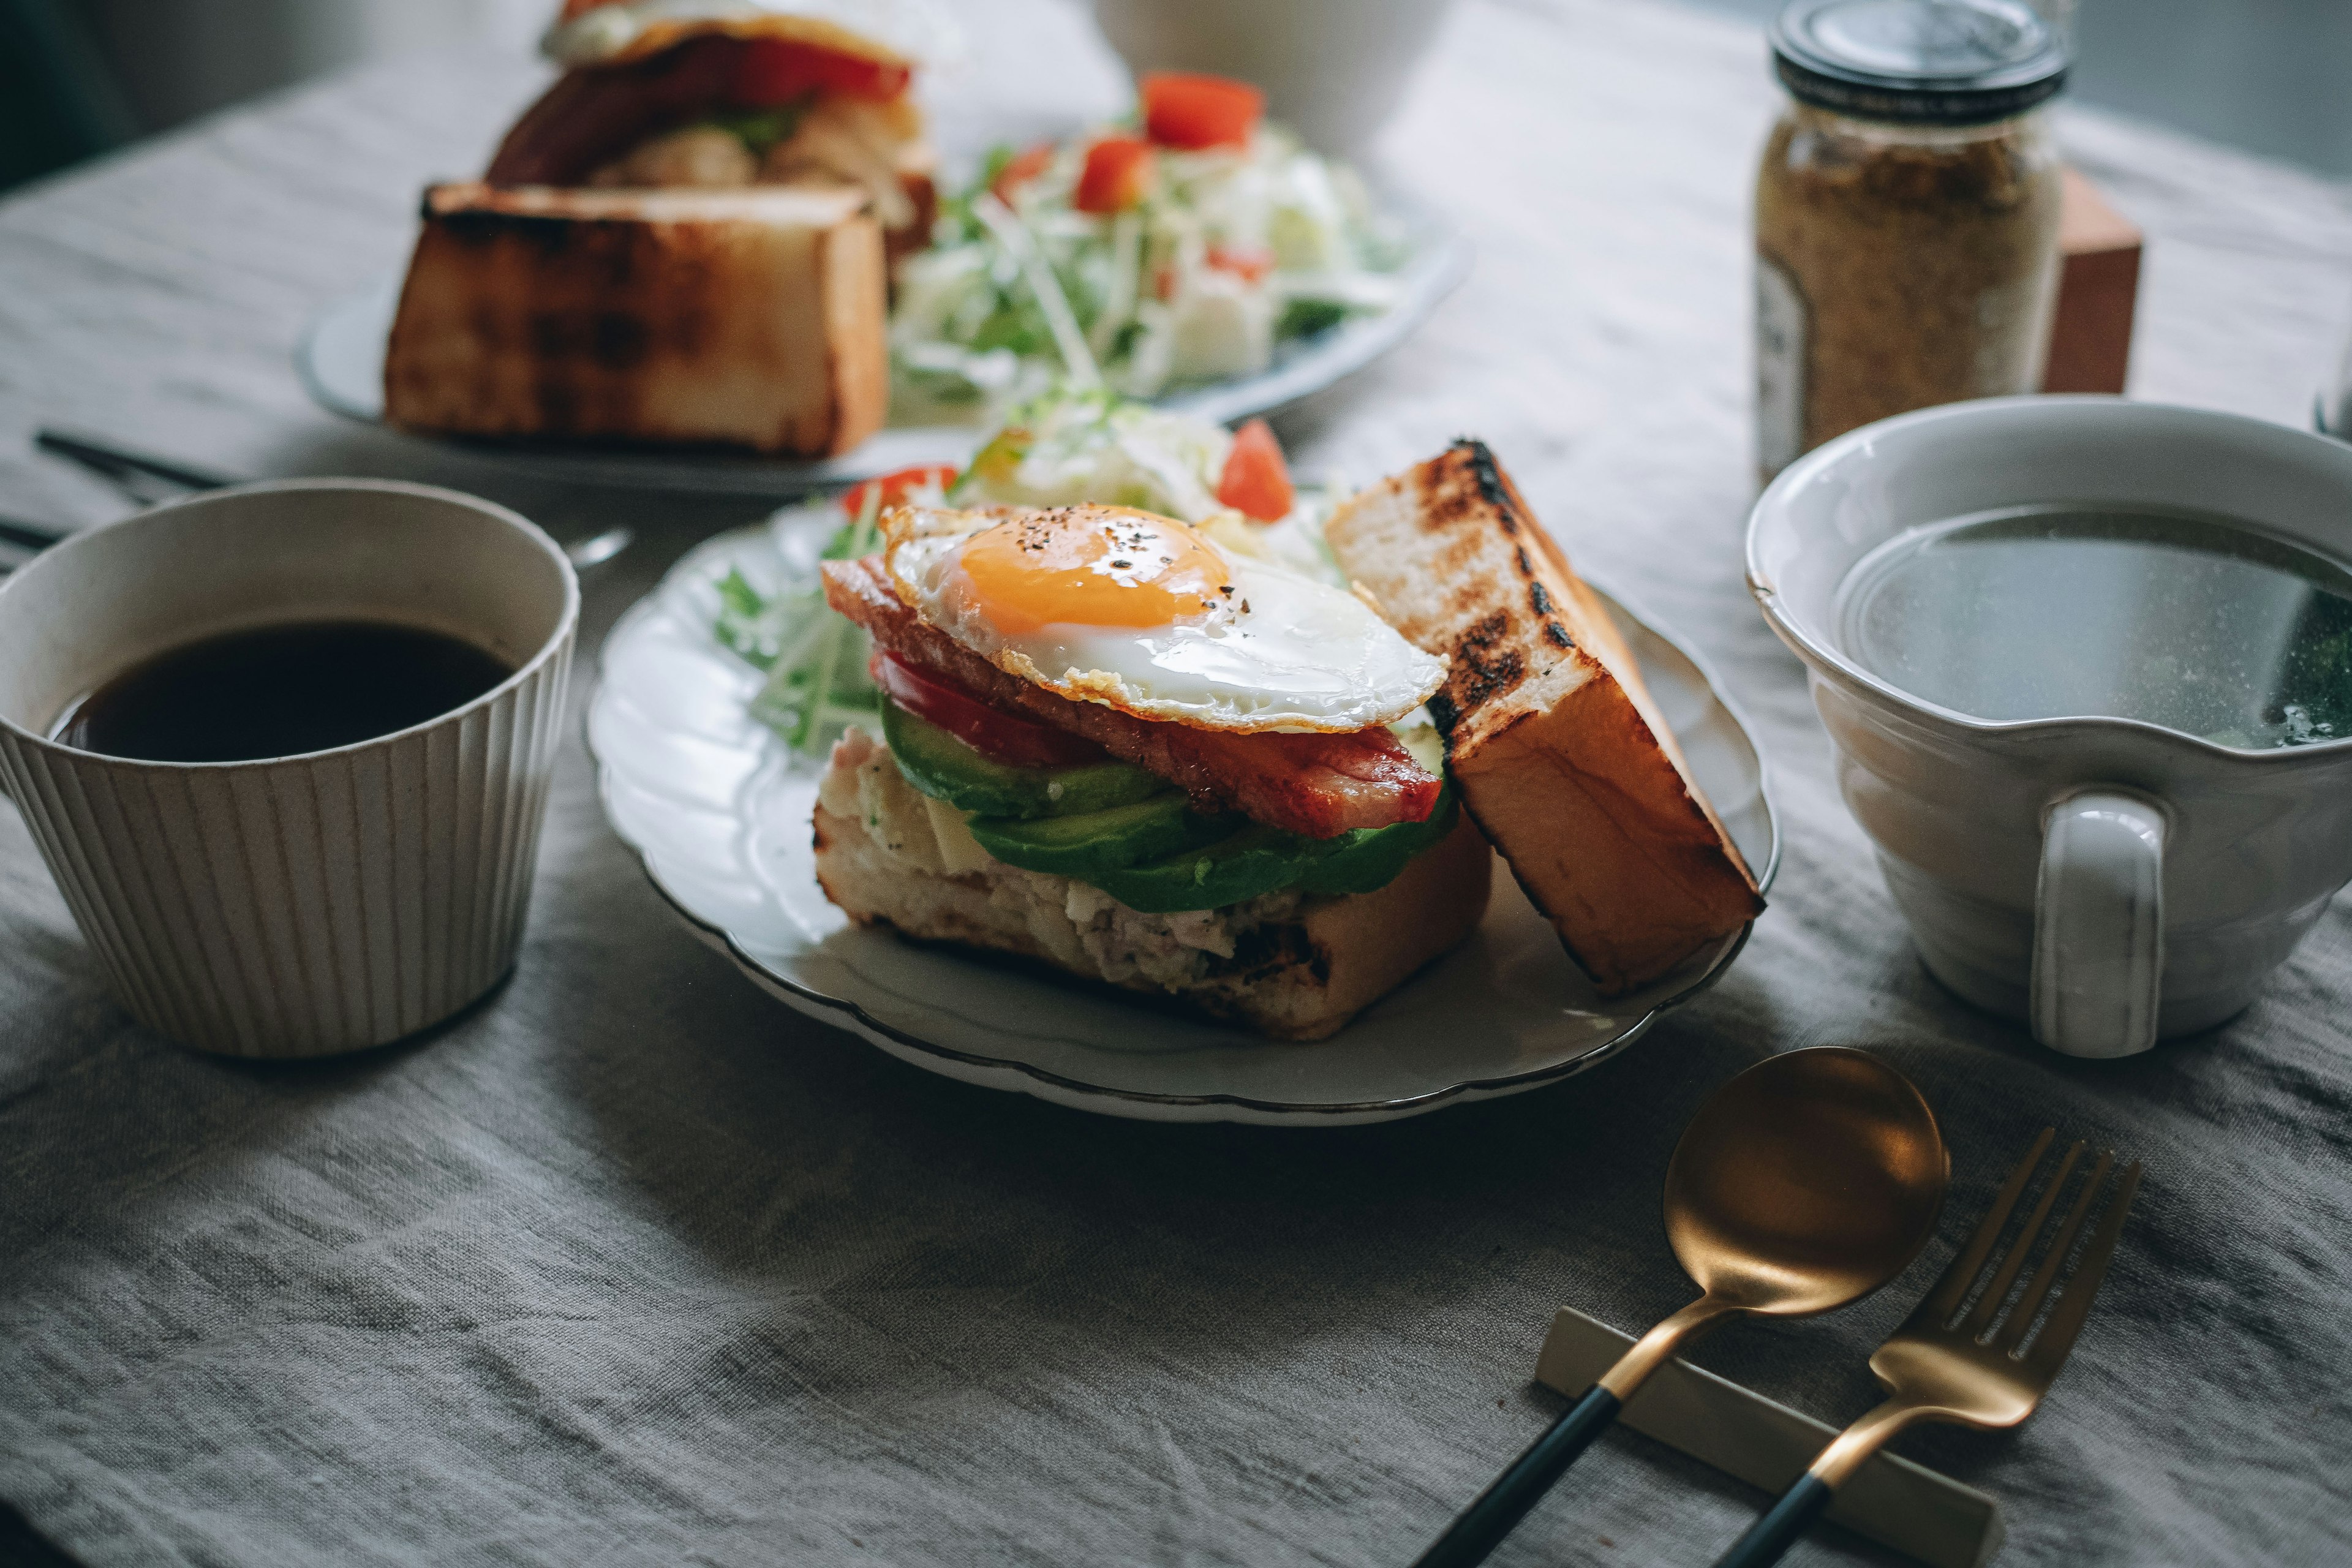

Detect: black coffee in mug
[53,619,513,763]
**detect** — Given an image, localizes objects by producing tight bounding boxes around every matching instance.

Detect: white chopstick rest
[1534,1308,2004,1568]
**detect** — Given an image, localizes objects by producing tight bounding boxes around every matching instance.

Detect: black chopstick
[0,513,67,553]
[36,429,235,494]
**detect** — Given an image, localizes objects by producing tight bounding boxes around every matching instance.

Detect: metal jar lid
[1771,0,2068,126]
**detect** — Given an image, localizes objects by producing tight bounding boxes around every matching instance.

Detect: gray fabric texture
[5,1,2352,1564]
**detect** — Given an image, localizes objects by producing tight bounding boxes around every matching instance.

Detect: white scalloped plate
[587,515,1778,1123]
[297,217,1470,495]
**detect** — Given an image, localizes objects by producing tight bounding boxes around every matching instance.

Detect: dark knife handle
[1411,1385,1623,1568]
[1711,1472,1834,1568]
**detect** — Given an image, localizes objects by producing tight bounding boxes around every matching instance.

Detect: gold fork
[1711,1128,2144,1568]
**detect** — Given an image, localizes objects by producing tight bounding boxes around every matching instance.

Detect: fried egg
[883,504,1447,733]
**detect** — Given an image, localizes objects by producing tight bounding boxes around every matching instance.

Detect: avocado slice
[1292,791,1461,897]
[967,793,1233,879]
[881,698,1163,819]
[1089,786,1461,913]
[888,692,1466,911]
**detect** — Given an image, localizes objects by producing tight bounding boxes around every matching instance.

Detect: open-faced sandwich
[383,0,940,456]
[764,396,1762,1038]
[809,401,1491,1041]
[812,494,1490,1040]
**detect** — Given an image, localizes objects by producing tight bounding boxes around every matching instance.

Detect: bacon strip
[823,557,1441,837]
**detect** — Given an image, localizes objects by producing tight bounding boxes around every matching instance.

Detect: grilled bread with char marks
[383,181,885,456]
[1325,440,1762,993]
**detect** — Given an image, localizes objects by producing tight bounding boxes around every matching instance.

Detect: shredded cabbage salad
[889,116,1410,423]
[714,388,1346,757]
[957,389,1340,581]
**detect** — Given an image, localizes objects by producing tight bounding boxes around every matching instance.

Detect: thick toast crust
[383,181,886,456]
[1326,441,1762,993]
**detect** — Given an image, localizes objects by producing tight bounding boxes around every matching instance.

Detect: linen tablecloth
[5,2,2351,1563]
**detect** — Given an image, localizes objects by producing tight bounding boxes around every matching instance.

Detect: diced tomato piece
[1073,135,1155,215]
[871,652,1110,770]
[840,463,960,518]
[1216,418,1294,522]
[1140,72,1264,151]
[1206,243,1275,284]
[731,37,909,107]
[989,141,1057,204]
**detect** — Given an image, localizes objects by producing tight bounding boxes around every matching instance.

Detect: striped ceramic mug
[0,480,577,1057]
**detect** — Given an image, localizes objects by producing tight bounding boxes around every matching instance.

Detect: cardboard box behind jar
[2043,169,2142,394]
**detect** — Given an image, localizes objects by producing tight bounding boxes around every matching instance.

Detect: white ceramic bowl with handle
[1747,396,2352,1057]
[0,480,576,1058]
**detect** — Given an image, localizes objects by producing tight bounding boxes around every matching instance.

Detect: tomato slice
[871,653,1109,770]
[1140,72,1264,151]
[840,463,960,519]
[1216,418,1294,522]
[1206,242,1275,284]
[731,37,909,107]
[990,141,1057,204]
[1073,135,1155,215]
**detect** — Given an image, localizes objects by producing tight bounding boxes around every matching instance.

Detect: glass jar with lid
[1755,0,2068,480]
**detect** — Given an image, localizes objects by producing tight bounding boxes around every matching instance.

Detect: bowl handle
[2030,788,2166,1057]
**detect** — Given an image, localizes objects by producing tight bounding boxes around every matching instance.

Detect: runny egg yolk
[955,509,1230,638]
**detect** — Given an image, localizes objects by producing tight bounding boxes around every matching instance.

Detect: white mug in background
[0,480,577,1058]
[1090,0,1458,159]
[1747,397,2352,1058]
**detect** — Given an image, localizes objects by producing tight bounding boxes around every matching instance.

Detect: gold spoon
[1412,1047,1949,1568]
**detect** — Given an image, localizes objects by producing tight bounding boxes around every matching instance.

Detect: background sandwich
[382,1,938,456]
[492,0,937,252]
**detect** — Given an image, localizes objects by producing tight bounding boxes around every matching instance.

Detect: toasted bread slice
[813,727,1494,1041]
[1325,440,1762,993]
[383,181,886,456]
